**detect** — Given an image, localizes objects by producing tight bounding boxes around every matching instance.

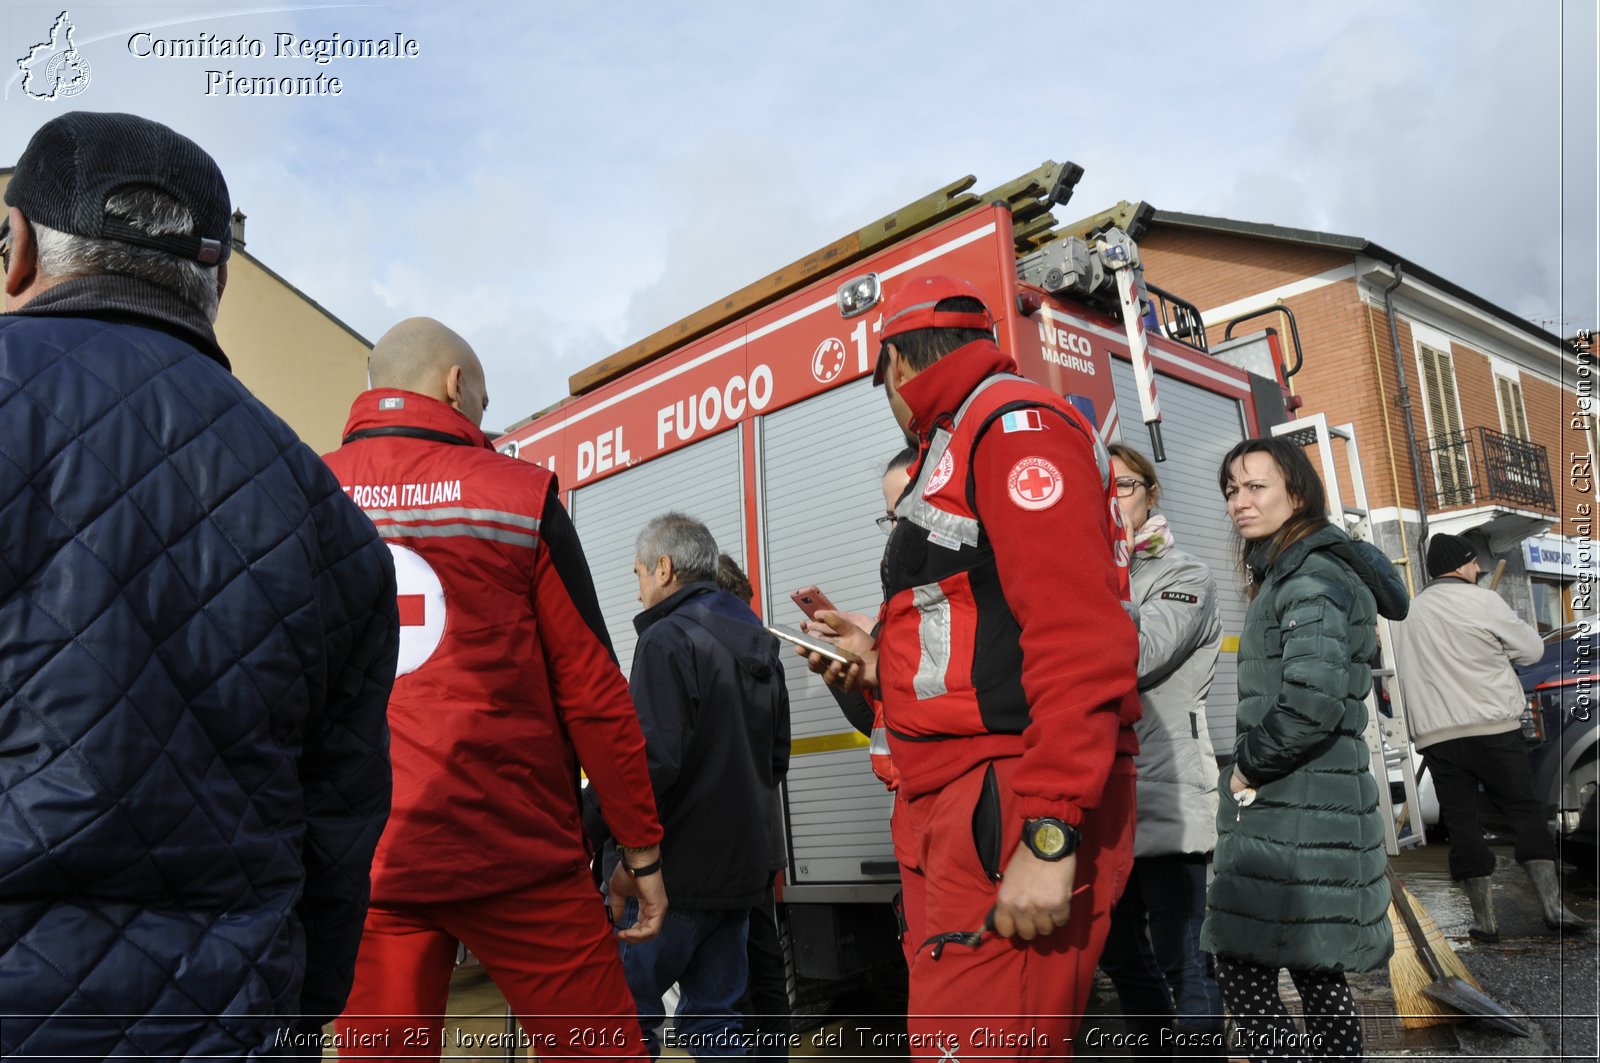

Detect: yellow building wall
[213,252,369,454]
[2,170,369,454]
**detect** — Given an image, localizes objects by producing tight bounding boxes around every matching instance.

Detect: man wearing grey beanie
[1391,532,1585,941]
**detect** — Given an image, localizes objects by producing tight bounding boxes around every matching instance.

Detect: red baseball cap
[873,274,994,385]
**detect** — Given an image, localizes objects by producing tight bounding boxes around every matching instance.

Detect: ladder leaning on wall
[1270,414,1425,857]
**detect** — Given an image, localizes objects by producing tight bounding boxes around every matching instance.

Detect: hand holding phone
[767,625,860,666]
[791,585,837,621]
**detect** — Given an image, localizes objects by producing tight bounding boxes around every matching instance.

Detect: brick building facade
[1138,213,1592,633]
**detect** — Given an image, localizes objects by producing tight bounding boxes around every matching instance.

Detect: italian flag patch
[1001,409,1044,433]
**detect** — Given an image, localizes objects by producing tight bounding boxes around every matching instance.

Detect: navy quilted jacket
[0,306,398,1057]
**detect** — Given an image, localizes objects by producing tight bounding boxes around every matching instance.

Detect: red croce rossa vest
[323,389,661,903]
[878,373,1138,748]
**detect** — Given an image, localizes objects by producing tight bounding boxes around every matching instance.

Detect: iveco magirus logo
[17,10,92,99]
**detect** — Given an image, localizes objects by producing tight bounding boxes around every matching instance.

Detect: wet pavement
[1385,840,1598,1061]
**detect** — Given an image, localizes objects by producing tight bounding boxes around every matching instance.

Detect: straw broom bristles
[1387,891,1485,1028]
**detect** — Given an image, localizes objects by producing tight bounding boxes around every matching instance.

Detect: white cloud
[2,0,1593,429]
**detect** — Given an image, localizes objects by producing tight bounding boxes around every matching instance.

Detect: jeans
[1099,852,1225,1032]
[620,901,750,1059]
[1424,729,1556,880]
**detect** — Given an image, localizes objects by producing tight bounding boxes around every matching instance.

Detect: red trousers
[891,793,927,971]
[335,877,646,1061]
[898,756,1136,1060]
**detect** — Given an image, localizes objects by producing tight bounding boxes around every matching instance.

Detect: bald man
[324,318,667,1060]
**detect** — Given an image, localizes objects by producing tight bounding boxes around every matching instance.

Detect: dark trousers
[1424,729,1555,881]
[740,882,790,1056]
[1100,852,1225,1032]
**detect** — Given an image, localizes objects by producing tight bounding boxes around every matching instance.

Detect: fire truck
[495,160,1301,995]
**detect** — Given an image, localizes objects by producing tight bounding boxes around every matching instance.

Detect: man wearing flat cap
[1392,532,1585,942]
[0,111,398,1056]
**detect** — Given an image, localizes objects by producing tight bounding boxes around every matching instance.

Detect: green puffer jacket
[1200,524,1408,973]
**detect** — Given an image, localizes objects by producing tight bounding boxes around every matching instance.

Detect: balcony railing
[1421,427,1554,512]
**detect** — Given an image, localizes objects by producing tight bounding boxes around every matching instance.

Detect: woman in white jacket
[1098,444,1226,1060]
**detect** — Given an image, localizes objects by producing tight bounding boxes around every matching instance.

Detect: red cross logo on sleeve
[1007,456,1064,511]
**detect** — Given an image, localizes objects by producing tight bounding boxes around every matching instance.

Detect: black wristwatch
[1022,817,1080,861]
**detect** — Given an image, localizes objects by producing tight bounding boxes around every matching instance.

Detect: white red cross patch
[1007,456,1064,510]
[388,542,446,675]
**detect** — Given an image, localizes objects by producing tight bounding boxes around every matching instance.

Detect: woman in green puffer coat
[1202,437,1408,1062]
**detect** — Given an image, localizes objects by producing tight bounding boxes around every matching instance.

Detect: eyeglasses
[1114,477,1149,498]
[875,514,897,535]
[0,217,11,274]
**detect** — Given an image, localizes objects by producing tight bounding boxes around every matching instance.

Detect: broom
[1386,874,1488,1028]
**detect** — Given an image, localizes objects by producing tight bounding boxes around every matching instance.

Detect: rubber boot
[1462,875,1499,943]
[1525,859,1588,933]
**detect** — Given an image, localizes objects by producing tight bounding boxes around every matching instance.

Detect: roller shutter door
[567,428,744,679]
[759,378,907,886]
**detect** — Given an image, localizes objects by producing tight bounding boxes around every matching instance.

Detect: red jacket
[324,389,661,903]
[882,342,1139,827]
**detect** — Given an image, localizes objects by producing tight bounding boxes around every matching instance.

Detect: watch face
[1033,821,1067,857]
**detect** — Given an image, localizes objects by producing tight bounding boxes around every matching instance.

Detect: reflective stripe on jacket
[867,689,900,790]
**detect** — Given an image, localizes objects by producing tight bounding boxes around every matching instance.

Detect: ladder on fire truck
[1271,414,1426,856]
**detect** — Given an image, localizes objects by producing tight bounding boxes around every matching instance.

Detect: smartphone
[766,625,859,666]
[790,585,837,620]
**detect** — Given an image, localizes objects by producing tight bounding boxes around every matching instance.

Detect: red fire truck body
[497,200,1286,986]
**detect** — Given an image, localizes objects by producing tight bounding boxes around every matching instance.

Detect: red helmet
[873,274,994,384]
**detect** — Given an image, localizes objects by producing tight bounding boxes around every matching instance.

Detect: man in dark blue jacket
[586,514,790,1059]
[0,111,398,1058]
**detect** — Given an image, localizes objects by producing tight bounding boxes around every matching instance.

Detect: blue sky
[3,0,1595,429]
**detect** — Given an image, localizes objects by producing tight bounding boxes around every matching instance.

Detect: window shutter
[1419,344,1470,504]
[1496,375,1530,441]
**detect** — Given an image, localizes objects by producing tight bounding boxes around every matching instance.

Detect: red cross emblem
[1008,456,1064,511]
[387,543,447,676]
[397,595,427,626]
